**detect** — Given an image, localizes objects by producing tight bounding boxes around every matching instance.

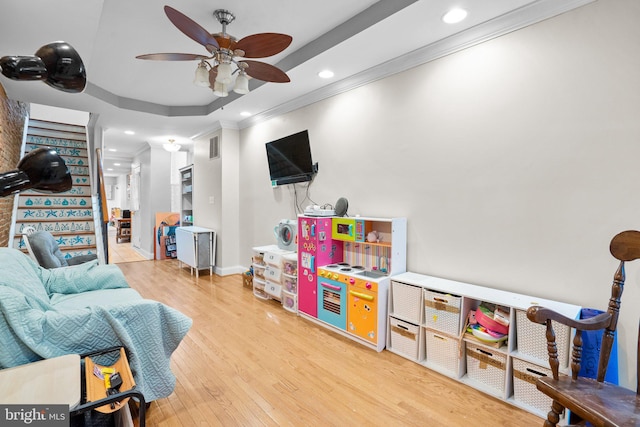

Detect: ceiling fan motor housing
[214,9,235,26]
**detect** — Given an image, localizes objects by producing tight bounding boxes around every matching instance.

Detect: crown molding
[239,0,595,129]
[190,120,239,141]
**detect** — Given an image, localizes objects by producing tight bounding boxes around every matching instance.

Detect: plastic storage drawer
[264,251,284,267]
[264,266,282,283]
[282,254,297,276]
[281,290,297,313]
[264,280,282,299]
[253,264,266,280]
[253,277,269,300]
[283,274,297,293]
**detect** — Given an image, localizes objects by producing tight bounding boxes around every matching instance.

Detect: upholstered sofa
[0,247,192,402]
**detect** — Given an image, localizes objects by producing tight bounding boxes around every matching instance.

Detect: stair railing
[95,148,109,263]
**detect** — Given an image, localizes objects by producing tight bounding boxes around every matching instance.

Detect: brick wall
[0,82,28,247]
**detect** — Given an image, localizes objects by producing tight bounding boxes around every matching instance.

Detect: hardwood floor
[118,259,543,426]
[107,226,147,263]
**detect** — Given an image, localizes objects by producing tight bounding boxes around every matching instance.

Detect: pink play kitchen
[298,215,407,351]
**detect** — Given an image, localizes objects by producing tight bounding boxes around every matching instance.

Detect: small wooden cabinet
[115,218,131,243]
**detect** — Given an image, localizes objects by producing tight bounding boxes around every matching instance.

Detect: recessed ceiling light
[442,8,468,24]
[114,163,121,166]
[240,111,251,117]
[318,70,334,79]
[124,130,135,135]
[107,168,113,171]
[108,148,117,152]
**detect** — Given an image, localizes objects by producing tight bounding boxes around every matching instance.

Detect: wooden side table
[0,350,145,427]
[72,347,146,427]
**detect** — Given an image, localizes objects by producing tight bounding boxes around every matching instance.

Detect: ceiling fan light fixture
[137,7,292,95]
[212,80,229,97]
[233,72,249,94]
[215,62,233,85]
[194,62,210,87]
[163,139,181,152]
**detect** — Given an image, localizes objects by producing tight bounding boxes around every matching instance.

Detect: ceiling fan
[136,5,292,97]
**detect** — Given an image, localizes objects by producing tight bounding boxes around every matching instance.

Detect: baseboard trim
[216,265,246,276]
[132,245,153,260]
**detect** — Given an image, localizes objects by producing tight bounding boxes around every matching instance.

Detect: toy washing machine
[275,219,297,251]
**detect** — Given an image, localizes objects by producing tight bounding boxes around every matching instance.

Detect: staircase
[11,118,100,260]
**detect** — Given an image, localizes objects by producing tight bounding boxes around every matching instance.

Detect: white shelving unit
[387,271,581,420]
[179,164,193,227]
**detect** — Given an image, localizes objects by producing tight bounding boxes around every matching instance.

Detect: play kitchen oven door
[317,277,347,330]
[347,277,379,345]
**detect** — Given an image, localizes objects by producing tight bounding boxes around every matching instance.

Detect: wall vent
[210,136,220,159]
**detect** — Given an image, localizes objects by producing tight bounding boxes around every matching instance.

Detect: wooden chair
[526,230,640,426]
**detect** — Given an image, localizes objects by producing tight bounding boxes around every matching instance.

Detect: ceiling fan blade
[234,33,292,58]
[136,53,207,61]
[242,60,290,83]
[164,6,219,52]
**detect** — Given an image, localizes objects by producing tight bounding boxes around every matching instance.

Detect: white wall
[193,131,223,267]
[192,129,241,273]
[29,104,89,126]
[105,175,129,215]
[132,147,172,258]
[238,0,640,388]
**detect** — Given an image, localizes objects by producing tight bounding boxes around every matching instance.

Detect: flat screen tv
[265,130,317,186]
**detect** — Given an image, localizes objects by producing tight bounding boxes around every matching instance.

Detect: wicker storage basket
[391,281,422,323]
[424,289,461,336]
[512,358,553,414]
[425,329,460,375]
[465,342,507,394]
[389,316,420,360]
[516,310,570,367]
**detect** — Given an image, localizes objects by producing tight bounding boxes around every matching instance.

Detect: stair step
[60,247,98,256]
[14,221,96,234]
[28,119,86,134]
[25,144,88,158]
[35,154,88,167]
[71,176,91,186]
[67,165,90,176]
[21,185,91,196]
[16,246,98,258]
[27,129,86,143]
[18,195,92,208]
[13,233,97,251]
[16,208,94,221]
[12,118,101,264]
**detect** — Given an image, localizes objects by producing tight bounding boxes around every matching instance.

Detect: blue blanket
[0,248,192,402]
